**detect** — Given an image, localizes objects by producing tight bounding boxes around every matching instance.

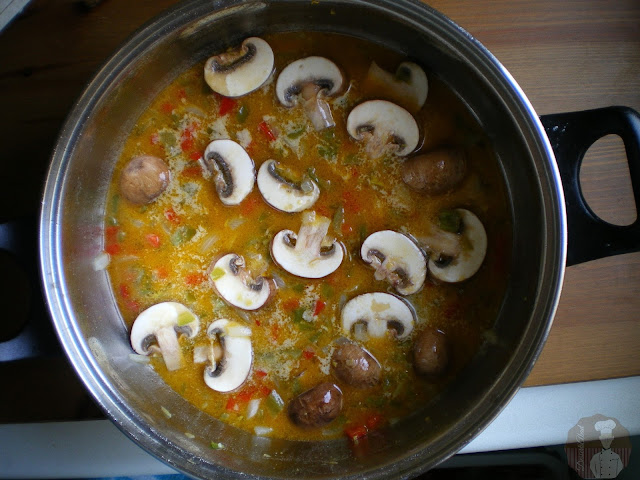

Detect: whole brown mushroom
[288,382,342,428]
[402,147,466,195]
[119,155,170,204]
[331,342,381,388]
[413,327,449,376]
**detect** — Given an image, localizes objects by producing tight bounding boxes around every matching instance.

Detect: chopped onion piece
[193,345,209,363]
[128,353,150,364]
[92,252,111,271]
[353,322,368,342]
[161,406,172,418]
[254,426,273,436]
[247,398,261,419]
[199,233,219,254]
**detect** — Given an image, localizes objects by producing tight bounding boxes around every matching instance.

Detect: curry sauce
[105,32,511,442]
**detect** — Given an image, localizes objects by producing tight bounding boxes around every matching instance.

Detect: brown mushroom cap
[119,155,170,205]
[331,342,381,388]
[413,327,449,376]
[288,382,343,428]
[402,147,467,195]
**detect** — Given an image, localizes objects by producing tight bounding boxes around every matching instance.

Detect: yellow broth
[105,32,511,442]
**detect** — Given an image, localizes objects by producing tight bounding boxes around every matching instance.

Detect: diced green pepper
[210,441,225,450]
[266,390,285,415]
[287,126,305,139]
[177,311,195,326]
[171,225,196,246]
[159,131,177,147]
[236,104,249,123]
[342,153,362,165]
[438,210,462,233]
[209,267,226,281]
[332,204,344,231]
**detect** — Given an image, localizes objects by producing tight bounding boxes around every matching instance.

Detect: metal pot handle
[0,218,62,361]
[540,106,640,266]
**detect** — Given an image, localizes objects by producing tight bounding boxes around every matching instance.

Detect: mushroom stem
[155,326,183,371]
[296,211,332,256]
[302,84,335,130]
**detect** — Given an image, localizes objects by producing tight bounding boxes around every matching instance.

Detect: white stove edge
[1,376,638,479]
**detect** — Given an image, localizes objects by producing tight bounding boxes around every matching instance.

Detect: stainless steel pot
[39,0,640,478]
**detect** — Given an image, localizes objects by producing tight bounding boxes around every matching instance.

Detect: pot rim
[39,0,567,478]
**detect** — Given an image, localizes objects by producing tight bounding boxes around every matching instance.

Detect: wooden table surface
[0,0,638,387]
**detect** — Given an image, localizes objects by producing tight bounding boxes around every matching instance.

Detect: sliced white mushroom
[271,211,343,278]
[364,61,428,113]
[130,302,200,371]
[204,37,274,97]
[275,56,345,130]
[361,230,427,295]
[210,253,270,310]
[257,160,320,212]
[346,100,419,159]
[204,319,252,392]
[341,293,414,340]
[203,139,255,205]
[427,209,487,283]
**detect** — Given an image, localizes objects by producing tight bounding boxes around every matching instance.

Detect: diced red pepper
[189,150,202,162]
[255,370,267,378]
[155,267,169,279]
[259,385,271,397]
[105,225,119,242]
[184,272,205,286]
[270,324,280,341]
[240,195,260,215]
[350,166,360,178]
[341,223,353,235]
[255,319,261,327]
[283,298,300,312]
[182,165,202,178]
[342,190,361,213]
[218,96,237,116]
[145,233,161,248]
[125,299,140,313]
[344,424,368,443]
[119,283,131,299]
[180,136,194,152]
[225,397,239,412]
[365,413,385,431]
[105,244,121,255]
[313,299,326,316]
[160,102,174,114]
[164,207,180,224]
[303,350,315,360]
[236,386,257,403]
[258,120,277,141]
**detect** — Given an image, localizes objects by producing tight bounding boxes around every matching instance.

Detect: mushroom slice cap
[428,209,487,283]
[257,160,320,212]
[365,61,428,113]
[275,56,345,107]
[130,302,200,371]
[204,319,252,393]
[203,139,255,205]
[346,100,419,157]
[271,211,344,278]
[211,253,270,310]
[361,230,427,295]
[204,37,274,97]
[341,292,414,340]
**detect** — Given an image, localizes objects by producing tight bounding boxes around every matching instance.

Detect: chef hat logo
[595,419,617,439]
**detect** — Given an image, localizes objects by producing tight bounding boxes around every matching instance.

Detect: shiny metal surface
[39,0,566,478]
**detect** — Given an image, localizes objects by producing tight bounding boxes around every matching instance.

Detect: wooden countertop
[0,0,638,387]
